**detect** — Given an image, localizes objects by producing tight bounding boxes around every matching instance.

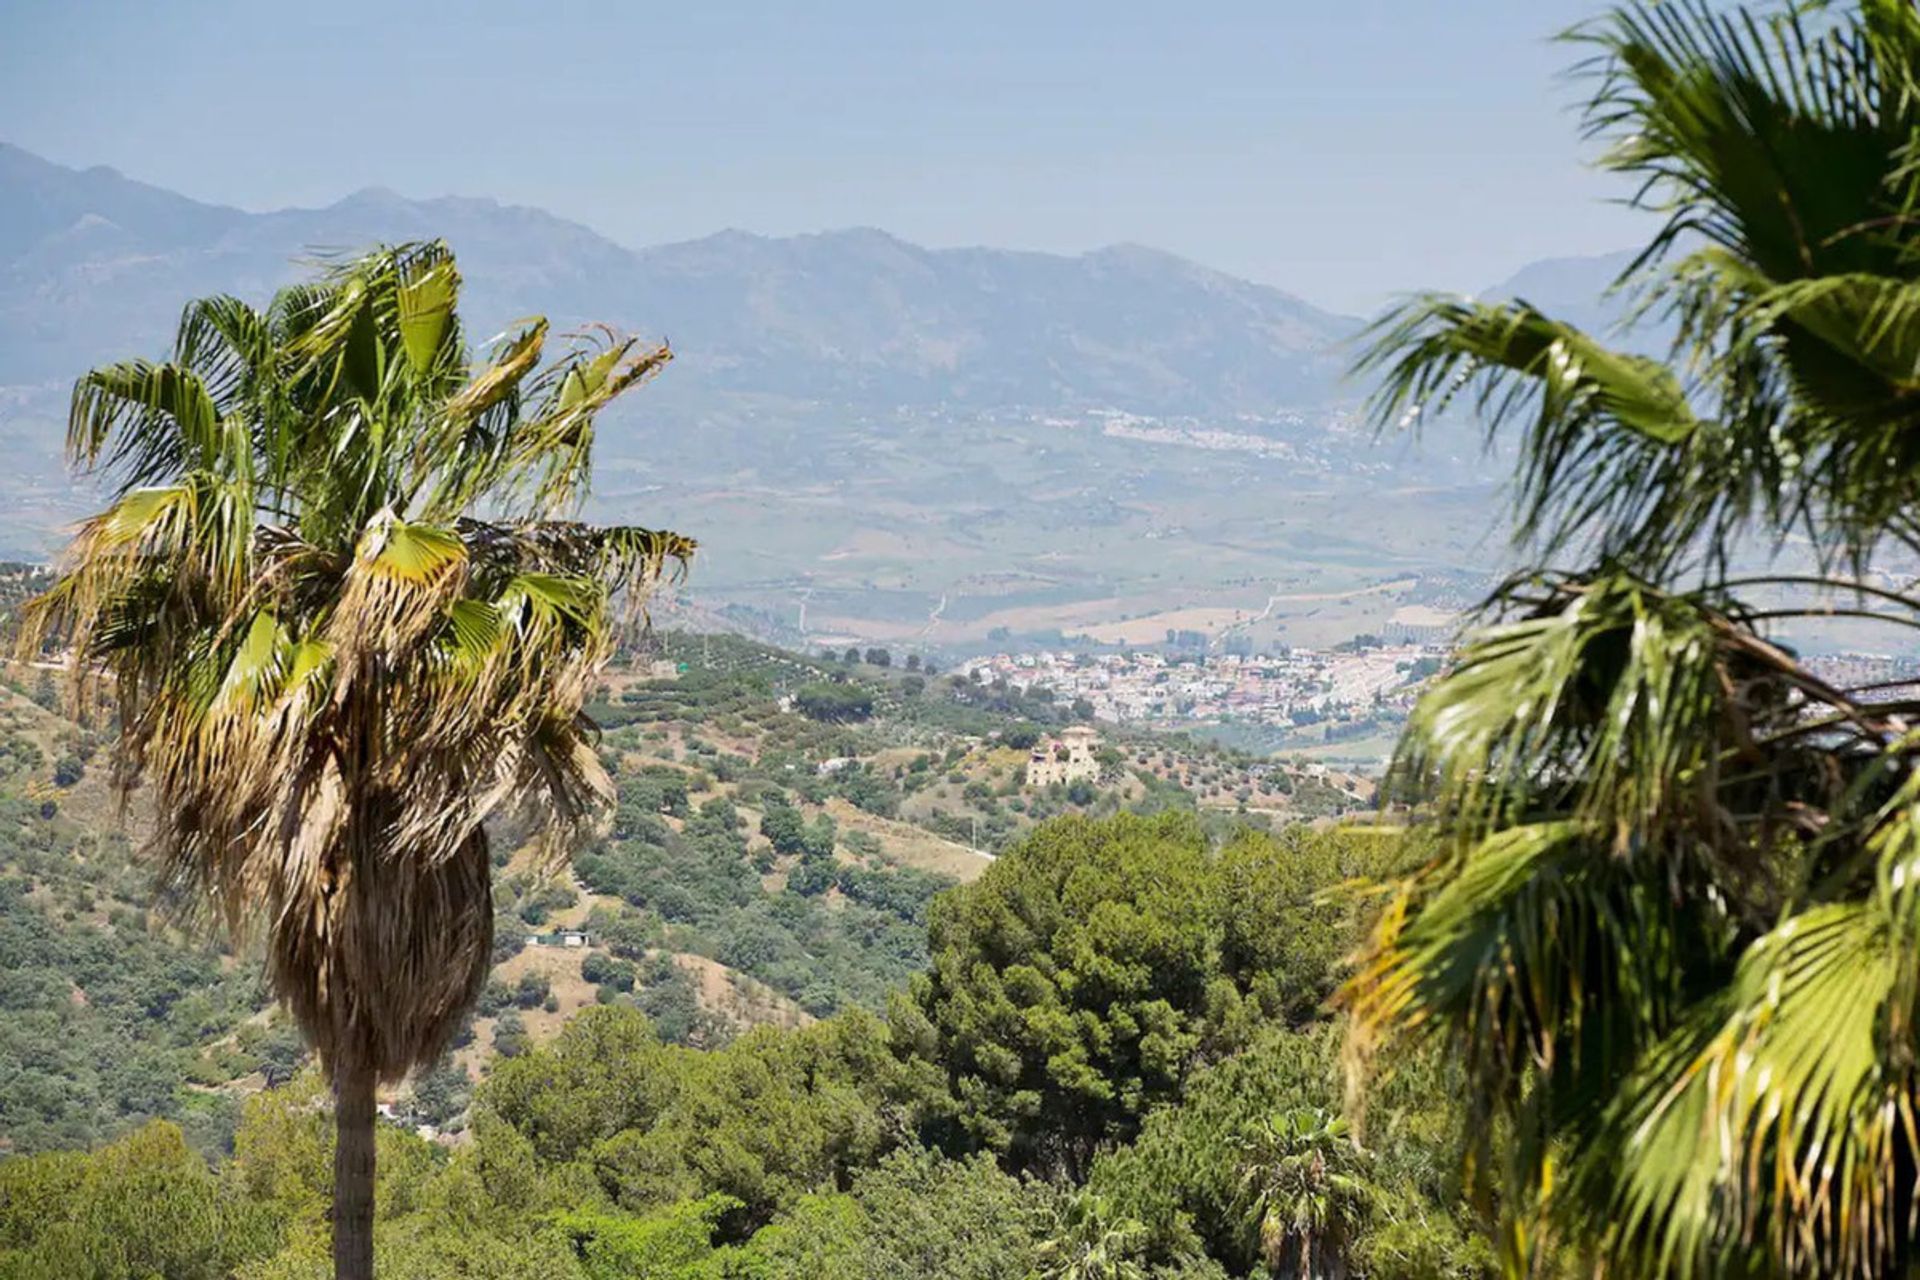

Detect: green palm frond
[1357,294,1795,578]
[393,251,460,377]
[69,361,232,486]
[1345,4,1920,1272]
[1032,1190,1150,1280]
[1575,0,1919,281]
[506,327,672,514]
[172,294,276,417]
[1582,0,1920,563]
[1582,900,1900,1279]
[1232,1107,1371,1277]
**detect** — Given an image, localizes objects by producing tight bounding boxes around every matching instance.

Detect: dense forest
[0,633,1438,1278]
[0,809,1494,1279]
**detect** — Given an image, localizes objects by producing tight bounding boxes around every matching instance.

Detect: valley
[0,140,1539,656]
[7,2,1920,1274]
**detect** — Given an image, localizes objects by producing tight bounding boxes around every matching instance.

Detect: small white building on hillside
[1026,725,1101,788]
[526,929,590,948]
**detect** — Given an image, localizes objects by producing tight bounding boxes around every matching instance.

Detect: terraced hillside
[0,629,1373,1154]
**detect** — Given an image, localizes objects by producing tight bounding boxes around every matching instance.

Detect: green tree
[555,1194,737,1280]
[851,1148,1047,1280]
[24,242,693,1279]
[901,813,1240,1175]
[1217,828,1406,1027]
[51,753,84,788]
[0,1120,277,1279]
[1087,1028,1337,1273]
[406,1060,472,1130]
[711,1192,869,1278]
[1345,2,1920,1274]
[791,682,874,723]
[482,1006,682,1164]
[1234,1109,1369,1280]
[1084,1022,1487,1279]
[1001,723,1043,751]
[513,972,552,1010]
[492,1012,531,1060]
[482,1005,937,1227]
[581,951,636,992]
[758,802,808,857]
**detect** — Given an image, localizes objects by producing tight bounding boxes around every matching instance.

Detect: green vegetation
[0,866,263,1156]
[0,619,1365,1175]
[572,783,930,1015]
[790,682,874,724]
[0,678,290,1157]
[904,815,1377,1176]
[0,812,1489,1279]
[1345,2,1920,1275]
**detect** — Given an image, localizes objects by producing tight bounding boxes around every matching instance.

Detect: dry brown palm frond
[20,241,694,1095]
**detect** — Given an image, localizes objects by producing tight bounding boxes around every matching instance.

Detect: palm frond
[69,361,232,486]
[1355,296,1790,576]
[1347,3,1920,1274]
[22,240,694,1094]
[1580,901,1903,1279]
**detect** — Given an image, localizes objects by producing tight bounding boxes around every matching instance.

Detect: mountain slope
[1483,247,1671,353]
[0,141,1629,647]
[0,144,246,261]
[619,229,1352,409]
[0,142,1352,412]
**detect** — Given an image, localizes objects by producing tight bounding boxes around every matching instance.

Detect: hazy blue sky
[1,0,1642,312]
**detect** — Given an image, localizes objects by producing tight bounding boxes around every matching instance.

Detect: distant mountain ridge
[0,141,1355,414]
[0,142,1646,645]
[1483,247,1674,354]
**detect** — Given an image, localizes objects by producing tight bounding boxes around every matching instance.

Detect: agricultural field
[582,397,1510,653]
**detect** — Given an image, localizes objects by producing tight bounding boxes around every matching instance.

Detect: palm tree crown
[1345,2,1920,1276]
[1032,1190,1150,1280]
[25,241,692,1277]
[1235,1108,1369,1280]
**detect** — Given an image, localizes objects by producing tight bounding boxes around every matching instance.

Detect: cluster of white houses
[963,645,1442,731]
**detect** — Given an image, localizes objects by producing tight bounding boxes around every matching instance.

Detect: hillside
[5,806,1489,1280]
[0,626,1464,1278]
[0,629,1371,1157]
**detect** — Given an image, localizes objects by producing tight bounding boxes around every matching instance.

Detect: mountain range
[0,140,1630,651]
[1,141,1367,415]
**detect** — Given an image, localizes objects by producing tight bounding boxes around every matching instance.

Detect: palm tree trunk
[333,1056,377,1280]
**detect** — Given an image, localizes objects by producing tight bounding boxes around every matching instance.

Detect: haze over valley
[0,141,1621,657]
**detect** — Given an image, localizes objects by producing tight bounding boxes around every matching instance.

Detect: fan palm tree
[1342,1,1920,1276]
[24,241,693,1279]
[1031,1190,1150,1280]
[1234,1108,1369,1280]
